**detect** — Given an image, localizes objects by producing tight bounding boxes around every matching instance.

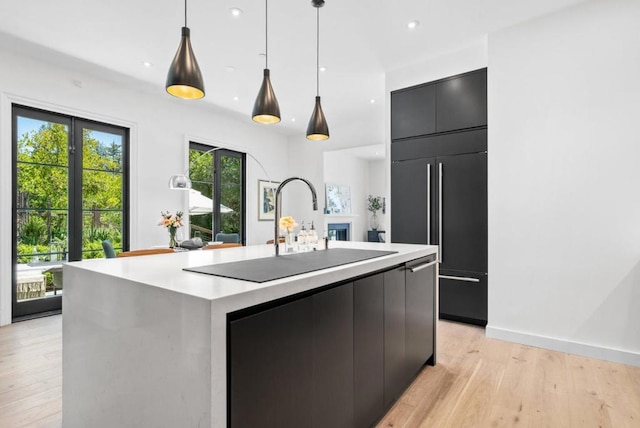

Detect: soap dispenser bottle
[308,221,318,250]
[297,221,308,252]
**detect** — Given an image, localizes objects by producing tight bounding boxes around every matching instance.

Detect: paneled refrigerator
[391,145,487,326]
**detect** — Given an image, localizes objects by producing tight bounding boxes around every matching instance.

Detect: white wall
[0,44,290,325]
[384,42,488,239]
[487,0,640,365]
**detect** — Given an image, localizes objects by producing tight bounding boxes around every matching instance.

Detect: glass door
[12,106,128,320]
[188,143,245,244]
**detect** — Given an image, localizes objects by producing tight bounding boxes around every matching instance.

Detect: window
[188,143,245,244]
[12,105,129,319]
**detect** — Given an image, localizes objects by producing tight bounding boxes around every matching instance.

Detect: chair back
[214,233,241,244]
[102,240,116,258]
[116,248,174,258]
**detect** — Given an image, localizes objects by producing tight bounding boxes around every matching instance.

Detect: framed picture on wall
[325,183,352,214]
[258,179,279,221]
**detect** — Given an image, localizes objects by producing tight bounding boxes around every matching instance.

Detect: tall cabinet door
[391,158,436,245]
[437,152,487,273]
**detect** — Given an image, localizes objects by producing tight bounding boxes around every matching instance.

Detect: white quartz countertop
[65,241,437,310]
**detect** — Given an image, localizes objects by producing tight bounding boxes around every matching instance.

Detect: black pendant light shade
[306,96,329,140]
[166,26,205,99]
[252,0,281,124]
[252,69,281,124]
[307,0,329,140]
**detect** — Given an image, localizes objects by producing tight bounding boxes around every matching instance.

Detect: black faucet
[274,177,318,256]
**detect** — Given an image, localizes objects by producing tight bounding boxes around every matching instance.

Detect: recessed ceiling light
[143,61,153,68]
[229,8,243,17]
[226,65,236,72]
[233,96,239,101]
[291,118,296,122]
[370,99,376,104]
[319,66,327,72]
[407,20,420,30]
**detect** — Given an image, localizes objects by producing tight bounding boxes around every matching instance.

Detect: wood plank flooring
[0,315,638,427]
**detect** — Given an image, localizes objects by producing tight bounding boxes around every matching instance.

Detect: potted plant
[367,195,382,230]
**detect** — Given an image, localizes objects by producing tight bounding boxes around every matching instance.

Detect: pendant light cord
[265,0,269,69]
[316,7,320,96]
[184,0,187,27]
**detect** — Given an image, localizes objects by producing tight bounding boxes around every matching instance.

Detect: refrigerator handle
[438,162,443,263]
[427,163,431,245]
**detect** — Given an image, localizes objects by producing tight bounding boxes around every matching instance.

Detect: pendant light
[166,0,205,99]
[306,0,329,140]
[252,0,281,124]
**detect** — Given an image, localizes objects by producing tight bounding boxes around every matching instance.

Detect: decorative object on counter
[252,0,281,124]
[306,0,329,140]
[325,183,351,214]
[278,215,298,253]
[166,0,205,99]
[158,211,184,248]
[367,195,382,230]
[258,179,280,221]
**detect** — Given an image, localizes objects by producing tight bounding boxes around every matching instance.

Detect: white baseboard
[486,325,640,367]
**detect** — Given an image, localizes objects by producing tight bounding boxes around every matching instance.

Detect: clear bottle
[308,221,318,250]
[297,221,308,252]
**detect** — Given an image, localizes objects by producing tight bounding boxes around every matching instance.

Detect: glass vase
[369,212,379,231]
[169,227,177,248]
[285,231,296,253]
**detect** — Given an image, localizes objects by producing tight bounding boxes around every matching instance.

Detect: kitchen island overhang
[62,241,438,428]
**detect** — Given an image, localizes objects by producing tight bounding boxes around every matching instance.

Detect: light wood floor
[1,316,639,427]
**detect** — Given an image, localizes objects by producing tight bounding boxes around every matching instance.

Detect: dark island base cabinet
[229,255,436,428]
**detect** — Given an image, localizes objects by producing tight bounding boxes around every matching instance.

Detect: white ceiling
[0,0,586,147]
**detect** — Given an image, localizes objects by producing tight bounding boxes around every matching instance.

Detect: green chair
[102,240,116,258]
[214,233,240,244]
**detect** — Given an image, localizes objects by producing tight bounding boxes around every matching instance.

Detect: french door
[188,142,246,244]
[12,105,129,320]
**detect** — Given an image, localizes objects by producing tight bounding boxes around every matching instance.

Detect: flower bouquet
[278,216,298,252]
[158,211,184,248]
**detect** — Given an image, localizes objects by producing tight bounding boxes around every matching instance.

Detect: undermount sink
[184,248,397,283]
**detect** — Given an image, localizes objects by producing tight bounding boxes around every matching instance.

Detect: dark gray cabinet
[438,152,487,273]
[391,151,488,325]
[405,256,437,376]
[229,259,436,428]
[312,284,355,428]
[436,70,487,133]
[390,159,434,245]
[354,275,384,428]
[229,298,313,428]
[391,84,436,140]
[390,68,486,141]
[439,270,488,324]
[383,266,408,407]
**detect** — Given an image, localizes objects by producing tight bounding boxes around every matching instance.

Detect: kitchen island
[62,241,438,428]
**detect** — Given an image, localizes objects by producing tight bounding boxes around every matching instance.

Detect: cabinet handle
[427,163,431,245]
[409,260,438,273]
[438,162,443,263]
[439,275,480,283]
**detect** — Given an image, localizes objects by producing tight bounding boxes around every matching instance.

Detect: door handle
[438,162,443,263]
[409,260,438,273]
[427,163,431,245]
[439,275,480,283]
